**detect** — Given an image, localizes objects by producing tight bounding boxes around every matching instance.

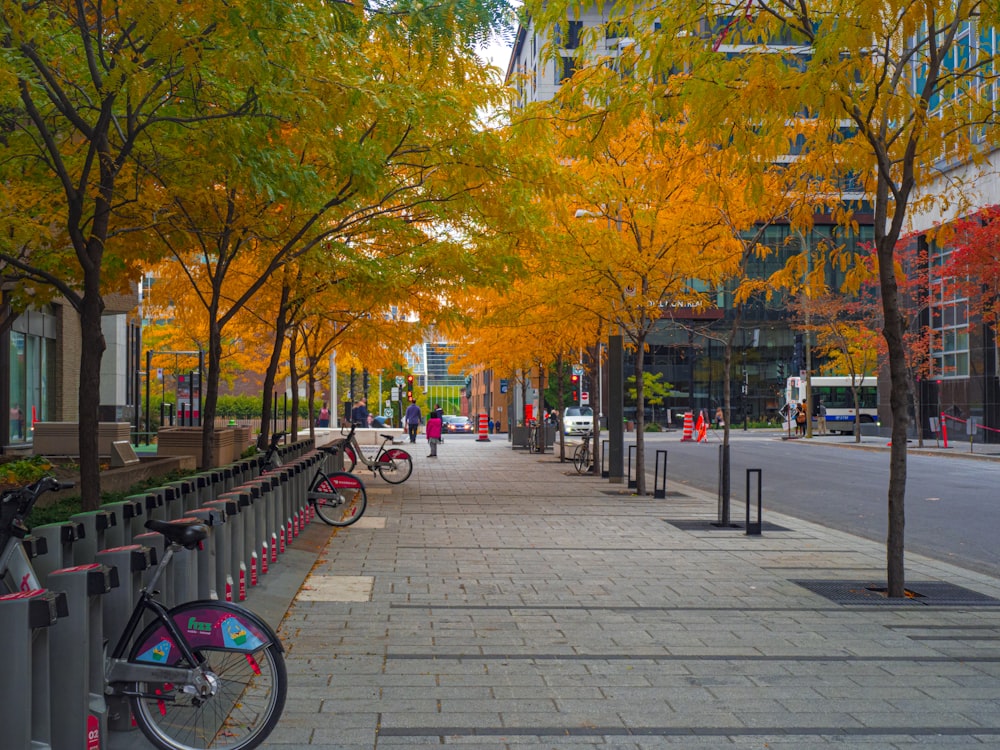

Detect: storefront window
[7,315,55,443]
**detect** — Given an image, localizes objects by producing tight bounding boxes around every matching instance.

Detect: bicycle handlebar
[0,475,74,542]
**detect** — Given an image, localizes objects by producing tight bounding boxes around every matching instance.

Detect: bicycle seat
[145,519,210,549]
[380,433,395,441]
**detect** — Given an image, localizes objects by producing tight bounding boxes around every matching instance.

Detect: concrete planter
[157,427,235,468]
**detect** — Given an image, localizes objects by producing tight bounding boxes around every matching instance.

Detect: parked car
[442,415,474,434]
[562,406,594,435]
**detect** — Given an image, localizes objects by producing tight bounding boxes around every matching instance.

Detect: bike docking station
[2,435,320,749]
[46,562,117,750]
[653,450,668,499]
[0,587,68,750]
[31,519,86,583]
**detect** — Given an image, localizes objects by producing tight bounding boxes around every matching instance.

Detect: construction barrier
[681,412,694,441]
[477,413,490,442]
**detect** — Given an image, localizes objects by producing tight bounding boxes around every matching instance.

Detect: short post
[601,439,609,478]
[745,468,762,536]
[627,445,637,489]
[476,413,490,442]
[653,450,668,499]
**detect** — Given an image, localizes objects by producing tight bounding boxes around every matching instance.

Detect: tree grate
[792,579,1000,606]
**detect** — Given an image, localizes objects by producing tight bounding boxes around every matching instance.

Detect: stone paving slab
[115,435,1000,749]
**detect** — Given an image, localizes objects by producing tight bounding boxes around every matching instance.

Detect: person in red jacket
[426,411,443,457]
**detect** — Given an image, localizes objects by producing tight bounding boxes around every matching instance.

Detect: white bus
[783,376,879,434]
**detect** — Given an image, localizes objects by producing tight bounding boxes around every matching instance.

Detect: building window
[929,241,970,378]
[7,316,56,443]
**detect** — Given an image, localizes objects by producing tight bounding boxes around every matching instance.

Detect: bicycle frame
[342,423,406,470]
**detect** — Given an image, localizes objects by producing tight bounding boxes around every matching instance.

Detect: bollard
[32,521,85,585]
[601,439,610,478]
[653,450,668,499]
[746,468,763,536]
[185,507,222,599]
[47,563,117,750]
[627,444,637,490]
[94,544,154,732]
[69,509,116,565]
[203,498,239,602]
[100,498,144,547]
[0,589,68,749]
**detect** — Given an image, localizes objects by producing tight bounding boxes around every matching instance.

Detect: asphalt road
[624,430,1000,578]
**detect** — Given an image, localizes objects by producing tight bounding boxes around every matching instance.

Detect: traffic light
[777,362,785,381]
[571,390,578,402]
[406,374,414,386]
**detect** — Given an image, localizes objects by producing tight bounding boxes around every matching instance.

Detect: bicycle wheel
[573,443,589,474]
[342,445,357,472]
[376,448,413,484]
[310,471,367,526]
[128,604,287,750]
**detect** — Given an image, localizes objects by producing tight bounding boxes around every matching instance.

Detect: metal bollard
[601,439,610,478]
[69,509,116,565]
[746,468,763,536]
[46,563,117,750]
[32,521,85,585]
[185,507,222,600]
[0,589,68,749]
[94,544,154,732]
[627,444,637,490]
[653,450,668,499]
[202,498,239,602]
[100,498,144,547]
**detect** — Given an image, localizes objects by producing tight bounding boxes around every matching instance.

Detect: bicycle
[258,431,368,527]
[573,430,593,474]
[340,422,413,484]
[0,476,287,750]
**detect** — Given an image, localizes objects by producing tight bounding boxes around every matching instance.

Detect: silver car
[562,406,594,435]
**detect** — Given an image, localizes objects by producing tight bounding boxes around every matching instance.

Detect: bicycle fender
[131,600,283,665]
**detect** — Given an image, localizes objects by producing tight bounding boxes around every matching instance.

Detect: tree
[528,0,1000,597]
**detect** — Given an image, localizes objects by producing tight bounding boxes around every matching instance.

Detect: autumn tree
[526,0,1000,596]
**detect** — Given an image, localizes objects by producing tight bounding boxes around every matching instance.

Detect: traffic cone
[695,412,707,442]
[681,412,694,441]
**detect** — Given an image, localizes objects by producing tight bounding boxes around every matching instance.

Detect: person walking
[404,399,422,443]
[426,410,443,457]
[815,398,828,435]
[351,398,369,426]
[795,400,807,436]
[318,403,330,428]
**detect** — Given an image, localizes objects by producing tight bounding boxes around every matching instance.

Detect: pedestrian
[404,399,422,443]
[318,402,330,428]
[815,398,828,435]
[795,400,807,436]
[426,409,443,457]
[715,406,725,429]
[351,398,369,426]
[488,417,495,434]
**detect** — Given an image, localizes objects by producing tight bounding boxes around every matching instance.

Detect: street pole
[608,334,624,483]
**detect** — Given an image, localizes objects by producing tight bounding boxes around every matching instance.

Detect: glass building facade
[3,306,57,445]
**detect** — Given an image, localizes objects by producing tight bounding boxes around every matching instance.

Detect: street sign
[395,376,405,387]
[383,408,393,418]
[572,364,584,377]
[581,391,590,405]
[391,387,399,401]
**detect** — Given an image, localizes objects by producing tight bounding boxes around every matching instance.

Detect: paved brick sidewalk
[249,435,1000,749]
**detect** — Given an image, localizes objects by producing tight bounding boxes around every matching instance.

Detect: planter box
[33,422,131,457]
[157,427,235,469]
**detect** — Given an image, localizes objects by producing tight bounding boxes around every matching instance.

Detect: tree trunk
[201,317,223,469]
[876,234,909,598]
[289,331,300,440]
[78,286,106,511]
[258,287,291,449]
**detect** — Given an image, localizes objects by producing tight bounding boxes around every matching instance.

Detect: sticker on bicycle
[320,474,364,491]
[380,448,409,462]
[135,638,173,664]
[135,609,272,655]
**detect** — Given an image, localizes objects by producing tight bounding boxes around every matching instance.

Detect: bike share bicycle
[0,476,287,750]
[339,422,413,484]
[573,430,594,474]
[259,431,368,527]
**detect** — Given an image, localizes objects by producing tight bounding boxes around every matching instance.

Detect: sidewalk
[117,434,1000,748]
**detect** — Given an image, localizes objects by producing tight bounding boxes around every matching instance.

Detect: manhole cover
[792,579,1000,606]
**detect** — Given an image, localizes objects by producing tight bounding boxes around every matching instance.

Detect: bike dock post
[31,520,85,584]
[745,468,763,536]
[216,489,252,600]
[601,439,609,478]
[69,509,116,565]
[627,445,637,489]
[47,563,116,750]
[99,497,144,547]
[0,589,67,750]
[132,530,171,605]
[94,544,154,731]
[653,450,668,499]
[185,507,222,600]
[202,497,239,602]
[167,477,199,514]
[126,492,161,537]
